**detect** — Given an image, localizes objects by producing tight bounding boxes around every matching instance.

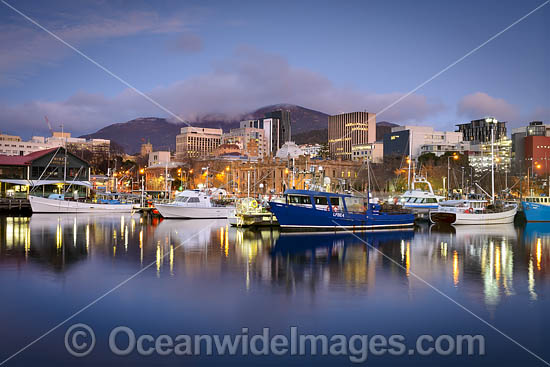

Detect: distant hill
[81,104,331,154]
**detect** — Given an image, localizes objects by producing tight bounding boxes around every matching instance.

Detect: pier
[0,198,31,213]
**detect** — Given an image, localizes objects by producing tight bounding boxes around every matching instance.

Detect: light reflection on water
[1,214,548,309]
[0,214,549,365]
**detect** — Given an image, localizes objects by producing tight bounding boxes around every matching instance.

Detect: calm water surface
[0,214,548,366]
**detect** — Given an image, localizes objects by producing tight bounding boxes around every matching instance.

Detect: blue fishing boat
[269,189,415,230]
[522,197,550,222]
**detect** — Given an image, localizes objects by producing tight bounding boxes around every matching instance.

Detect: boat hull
[269,202,415,230]
[155,204,233,219]
[522,201,550,222]
[430,206,517,225]
[29,195,134,213]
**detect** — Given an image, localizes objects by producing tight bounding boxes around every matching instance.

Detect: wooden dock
[0,198,31,213]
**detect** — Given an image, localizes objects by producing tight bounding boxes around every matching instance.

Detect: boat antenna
[490,119,495,203]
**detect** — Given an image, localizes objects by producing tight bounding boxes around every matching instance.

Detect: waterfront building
[222,127,267,158]
[144,161,185,198]
[175,127,222,159]
[456,117,507,143]
[419,141,473,157]
[524,135,550,175]
[0,132,110,158]
[352,141,383,163]
[512,121,550,173]
[0,147,90,198]
[148,151,171,166]
[194,157,365,195]
[328,112,376,160]
[468,137,512,174]
[383,126,462,159]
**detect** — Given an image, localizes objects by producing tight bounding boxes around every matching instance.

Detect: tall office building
[264,110,291,150]
[456,117,507,143]
[511,121,550,173]
[176,127,222,159]
[328,112,376,160]
[239,109,292,156]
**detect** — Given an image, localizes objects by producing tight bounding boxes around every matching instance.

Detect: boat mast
[367,158,371,207]
[491,120,495,203]
[62,123,67,193]
[407,130,412,190]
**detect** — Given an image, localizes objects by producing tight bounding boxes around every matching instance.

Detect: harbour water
[0,214,548,366]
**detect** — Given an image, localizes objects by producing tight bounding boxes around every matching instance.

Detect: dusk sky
[0,0,548,138]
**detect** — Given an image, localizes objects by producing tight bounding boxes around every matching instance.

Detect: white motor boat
[29,194,135,213]
[400,176,444,215]
[429,199,517,225]
[155,190,234,219]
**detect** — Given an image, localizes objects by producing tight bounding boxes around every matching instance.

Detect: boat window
[175,196,188,202]
[344,197,363,212]
[289,195,311,205]
[314,196,328,205]
[425,198,437,203]
[329,197,340,206]
[187,197,200,203]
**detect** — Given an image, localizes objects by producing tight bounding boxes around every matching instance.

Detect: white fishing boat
[429,117,517,225]
[429,199,517,225]
[29,194,135,213]
[155,190,234,219]
[400,176,444,215]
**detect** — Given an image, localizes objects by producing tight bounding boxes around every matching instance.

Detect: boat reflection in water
[0,213,549,365]
[0,214,548,306]
[427,222,550,308]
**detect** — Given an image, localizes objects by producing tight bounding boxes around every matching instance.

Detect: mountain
[244,104,329,135]
[81,104,330,154]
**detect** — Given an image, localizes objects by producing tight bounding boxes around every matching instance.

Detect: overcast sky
[0,0,548,138]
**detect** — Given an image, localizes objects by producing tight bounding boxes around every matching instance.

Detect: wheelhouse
[525,196,550,204]
[284,190,369,214]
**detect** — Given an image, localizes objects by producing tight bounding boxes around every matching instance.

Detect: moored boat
[522,198,550,222]
[155,190,234,219]
[429,199,517,225]
[400,176,444,216]
[268,189,414,231]
[29,194,135,213]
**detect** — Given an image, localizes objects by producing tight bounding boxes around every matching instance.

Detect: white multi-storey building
[0,132,110,157]
[176,127,222,159]
[222,127,267,157]
[384,126,463,159]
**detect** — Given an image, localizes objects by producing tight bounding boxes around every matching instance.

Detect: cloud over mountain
[0,46,446,137]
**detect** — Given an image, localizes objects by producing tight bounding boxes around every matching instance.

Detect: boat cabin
[524,196,550,205]
[437,199,487,213]
[283,189,371,214]
[173,190,213,207]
